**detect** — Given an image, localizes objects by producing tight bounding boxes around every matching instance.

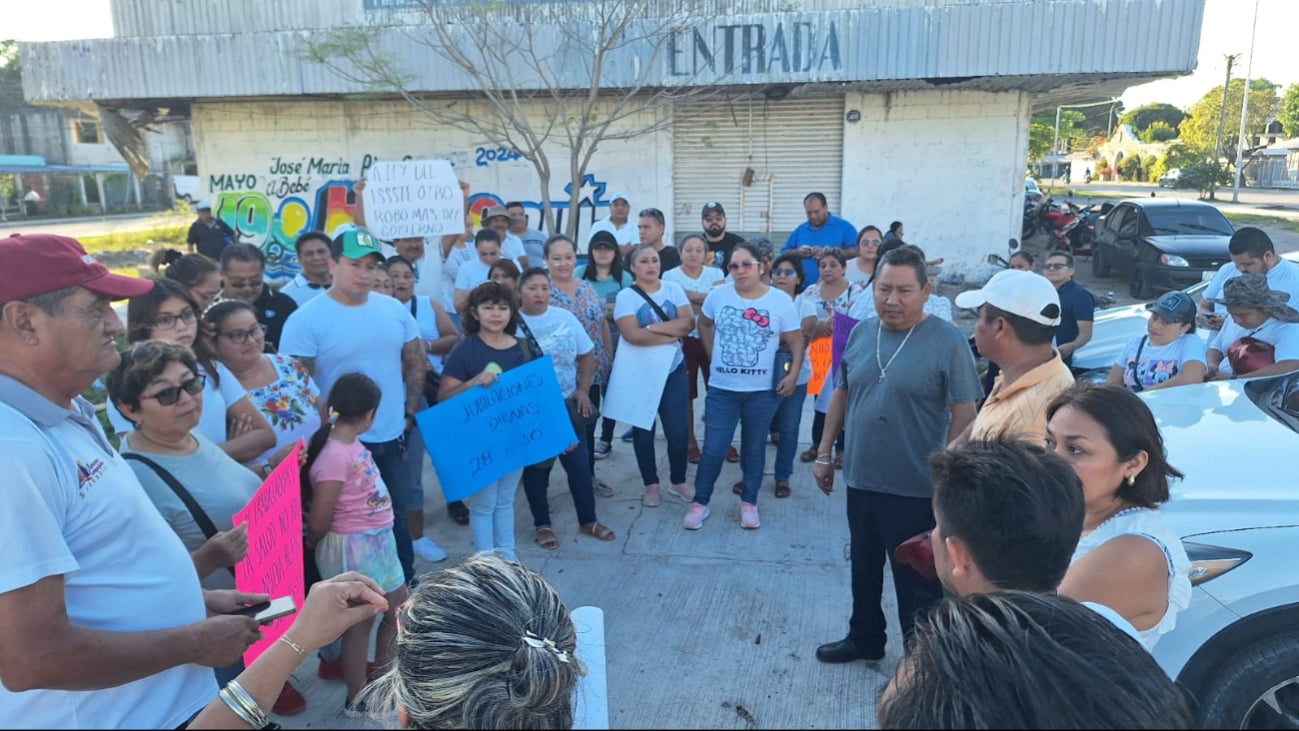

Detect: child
[301,372,408,716]
[439,281,529,560]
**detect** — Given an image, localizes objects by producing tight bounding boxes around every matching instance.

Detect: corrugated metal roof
[26,0,1204,103]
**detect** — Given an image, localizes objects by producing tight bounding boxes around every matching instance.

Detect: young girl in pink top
[302,372,408,716]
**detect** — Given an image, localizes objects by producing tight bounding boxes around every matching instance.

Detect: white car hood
[1144,380,1299,537]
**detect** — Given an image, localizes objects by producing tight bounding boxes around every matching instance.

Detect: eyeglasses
[141,375,206,406]
[772,268,799,277]
[703,214,725,223]
[219,324,268,345]
[1043,263,1071,270]
[728,260,759,272]
[151,308,198,330]
[639,208,665,224]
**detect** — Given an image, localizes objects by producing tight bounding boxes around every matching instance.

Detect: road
[0,210,188,238]
[1039,181,1299,221]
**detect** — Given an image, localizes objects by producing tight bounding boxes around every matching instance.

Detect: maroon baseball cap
[0,234,156,302]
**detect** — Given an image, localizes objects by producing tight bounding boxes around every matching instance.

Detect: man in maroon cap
[0,234,266,727]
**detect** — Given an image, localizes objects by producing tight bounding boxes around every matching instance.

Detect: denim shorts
[315,526,405,593]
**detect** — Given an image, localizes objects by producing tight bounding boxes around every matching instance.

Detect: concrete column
[132,175,142,210]
[14,173,23,218]
[94,173,106,215]
[78,174,88,206]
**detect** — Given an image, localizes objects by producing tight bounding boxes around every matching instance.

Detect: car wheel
[1195,633,1299,729]
[1073,230,1096,257]
[1091,246,1112,278]
[1130,266,1155,299]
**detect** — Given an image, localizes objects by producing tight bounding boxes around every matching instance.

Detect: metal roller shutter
[673,96,844,239]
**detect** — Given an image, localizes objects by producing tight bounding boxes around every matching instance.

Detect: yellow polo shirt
[971,352,1075,445]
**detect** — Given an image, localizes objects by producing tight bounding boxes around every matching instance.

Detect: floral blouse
[803,280,863,320]
[247,353,322,464]
[551,279,611,385]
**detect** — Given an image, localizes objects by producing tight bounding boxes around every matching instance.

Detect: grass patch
[79,224,188,254]
[1223,213,1299,234]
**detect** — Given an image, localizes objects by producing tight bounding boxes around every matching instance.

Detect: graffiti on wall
[209,156,622,283]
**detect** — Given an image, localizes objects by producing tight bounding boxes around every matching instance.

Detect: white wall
[192,99,671,279]
[841,89,1031,280]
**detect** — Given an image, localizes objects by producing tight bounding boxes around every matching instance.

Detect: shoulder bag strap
[630,284,672,323]
[1128,336,1148,392]
[122,453,236,577]
[515,318,544,359]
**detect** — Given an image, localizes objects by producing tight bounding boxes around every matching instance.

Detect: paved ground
[274,395,896,729]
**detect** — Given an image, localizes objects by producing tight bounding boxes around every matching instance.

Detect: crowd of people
[5,181,1295,729]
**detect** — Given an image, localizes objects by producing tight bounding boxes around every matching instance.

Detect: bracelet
[218,685,259,728]
[277,634,307,658]
[222,680,269,729]
[817,453,832,460]
[814,459,834,466]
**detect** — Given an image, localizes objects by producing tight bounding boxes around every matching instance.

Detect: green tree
[1139,120,1178,143]
[1027,110,1086,162]
[1179,78,1281,161]
[0,39,22,108]
[1118,155,1143,182]
[1150,155,1169,183]
[1279,83,1299,138]
[1140,155,1159,182]
[1120,102,1186,137]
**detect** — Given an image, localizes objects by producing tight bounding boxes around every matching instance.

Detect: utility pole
[1210,54,1238,200]
[1051,106,1062,183]
[1233,0,1261,203]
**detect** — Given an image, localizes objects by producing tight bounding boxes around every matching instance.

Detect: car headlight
[1160,254,1190,267]
[1184,541,1252,586]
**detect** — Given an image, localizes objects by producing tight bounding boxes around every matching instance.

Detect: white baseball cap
[954,269,1062,326]
[609,192,630,204]
[195,200,211,210]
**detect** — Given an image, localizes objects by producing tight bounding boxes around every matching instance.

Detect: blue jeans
[524,418,598,527]
[693,386,782,506]
[771,383,808,482]
[632,364,689,487]
[362,436,415,584]
[470,468,523,562]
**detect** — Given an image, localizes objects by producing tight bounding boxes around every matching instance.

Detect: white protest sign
[363,159,463,240]
[601,341,676,430]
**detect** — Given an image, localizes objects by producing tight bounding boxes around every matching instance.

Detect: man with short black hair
[219,243,298,352]
[186,201,235,261]
[481,206,530,270]
[781,192,858,285]
[701,201,744,271]
[507,201,547,265]
[634,207,681,271]
[1042,251,1093,365]
[812,245,982,664]
[1200,226,1299,328]
[954,269,1073,446]
[280,231,333,306]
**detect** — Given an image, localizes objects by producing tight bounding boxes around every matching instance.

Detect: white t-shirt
[615,281,692,373]
[792,292,818,385]
[280,292,420,442]
[380,242,445,302]
[663,265,723,337]
[701,284,801,392]
[1208,317,1299,375]
[454,258,492,293]
[0,380,215,728]
[442,245,476,308]
[280,273,328,306]
[1203,259,1299,314]
[1082,601,1146,646]
[843,258,874,285]
[502,232,529,268]
[588,217,638,247]
[520,306,595,398]
[108,360,248,447]
[1113,333,1208,391]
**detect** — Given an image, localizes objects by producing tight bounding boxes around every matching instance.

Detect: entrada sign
[669,20,843,77]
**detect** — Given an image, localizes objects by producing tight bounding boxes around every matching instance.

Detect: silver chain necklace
[875,322,918,383]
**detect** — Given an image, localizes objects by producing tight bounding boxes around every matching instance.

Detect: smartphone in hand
[230,596,297,625]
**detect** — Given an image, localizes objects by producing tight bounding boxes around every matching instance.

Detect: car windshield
[1248,372,1299,435]
[1145,207,1234,237]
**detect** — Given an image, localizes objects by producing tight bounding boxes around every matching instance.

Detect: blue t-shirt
[1055,280,1095,357]
[781,213,858,285]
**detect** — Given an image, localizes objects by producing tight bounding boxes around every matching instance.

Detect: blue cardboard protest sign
[415,355,576,503]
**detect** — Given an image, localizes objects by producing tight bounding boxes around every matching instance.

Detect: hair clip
[328,409,340,425]
[523,630,570,664]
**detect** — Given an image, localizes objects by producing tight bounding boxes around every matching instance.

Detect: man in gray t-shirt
[811,246,981,665]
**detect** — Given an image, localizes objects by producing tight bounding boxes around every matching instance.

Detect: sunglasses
[772,268,799,277]
[141,375,206,406]
[1043,263,1071,271]
[729,260,759,271]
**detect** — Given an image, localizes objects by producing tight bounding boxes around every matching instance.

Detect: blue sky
[6,0,1296,113]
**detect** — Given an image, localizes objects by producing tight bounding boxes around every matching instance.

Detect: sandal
[774,480,791,499]
[731,480,744,496]
[799,448,817,463]
[580,522,617,542]
[535,526,559,550]
[687,445,702,463]
[726,446,740,463]
[642,485,661,508]
[595,481,615,498]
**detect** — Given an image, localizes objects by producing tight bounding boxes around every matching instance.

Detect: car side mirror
[987,254,1009,267]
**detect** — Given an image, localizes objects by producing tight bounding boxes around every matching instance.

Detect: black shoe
[816,637,884,664]
[447,501,470,526]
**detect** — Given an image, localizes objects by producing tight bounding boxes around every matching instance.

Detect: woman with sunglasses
[112,278,275,463]
[202,300,322,478]
[687,241,803,531]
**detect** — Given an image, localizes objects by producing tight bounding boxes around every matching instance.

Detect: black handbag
[773,347,795,390]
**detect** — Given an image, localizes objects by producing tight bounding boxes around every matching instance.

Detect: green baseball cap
[330,228,385,262]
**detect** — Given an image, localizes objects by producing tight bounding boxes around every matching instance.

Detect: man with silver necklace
[811,245,982,665]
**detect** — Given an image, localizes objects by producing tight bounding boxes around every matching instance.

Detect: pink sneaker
[740,502,761,529]
[667,483,695,502]
[682,503,710,530]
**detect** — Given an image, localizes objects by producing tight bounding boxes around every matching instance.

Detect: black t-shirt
[252,287,298,352]
[187,219,236,261]
[624,244,682,274]
[1055,279,1096,350]
[443,334,529,383]
[705,231,744,270]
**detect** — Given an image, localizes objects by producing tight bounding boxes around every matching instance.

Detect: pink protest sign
[831,313,860,375]
[234,441,305,665]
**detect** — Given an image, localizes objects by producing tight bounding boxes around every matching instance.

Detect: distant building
[20,0,1207,278]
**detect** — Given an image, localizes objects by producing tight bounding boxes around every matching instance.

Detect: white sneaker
[413,536,448,562]
[593,440,612,460]
[682,503,710,530]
